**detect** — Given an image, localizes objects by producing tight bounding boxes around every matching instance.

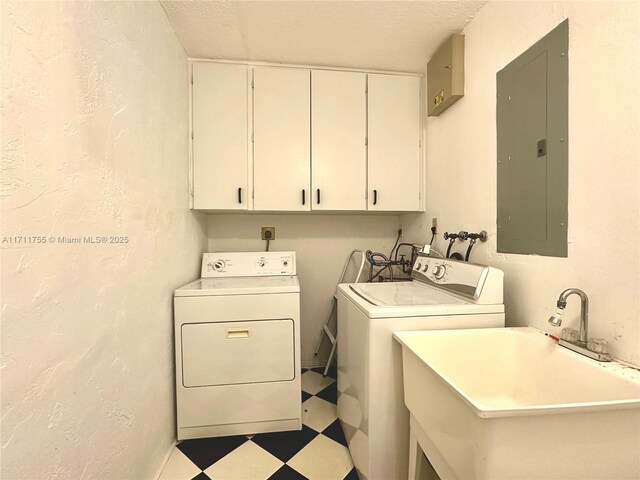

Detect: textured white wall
[207,214,401,366]
[402,0,640,365]
[1,2,206,479]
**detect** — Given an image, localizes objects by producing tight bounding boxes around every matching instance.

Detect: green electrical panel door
[497,20,568,257]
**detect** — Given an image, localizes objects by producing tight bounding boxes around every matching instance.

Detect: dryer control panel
[202,251,296,277]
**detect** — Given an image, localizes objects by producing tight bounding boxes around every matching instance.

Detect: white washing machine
[174,251,301,440]
[337,254,505,480]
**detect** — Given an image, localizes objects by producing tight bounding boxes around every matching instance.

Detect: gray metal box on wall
[496,20,568,257]
[427,34,464,116]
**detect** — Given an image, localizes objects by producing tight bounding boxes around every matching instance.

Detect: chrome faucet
[548,288,589,344]
[548,288,610,361]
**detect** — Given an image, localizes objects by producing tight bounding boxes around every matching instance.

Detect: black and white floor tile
[159,367,358,480]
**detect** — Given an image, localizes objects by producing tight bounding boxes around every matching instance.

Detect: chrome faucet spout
[548,288,589,344]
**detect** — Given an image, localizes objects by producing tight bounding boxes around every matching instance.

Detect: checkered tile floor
[159,368,358,480]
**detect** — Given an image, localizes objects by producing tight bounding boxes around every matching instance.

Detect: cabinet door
[192,62,249,210]
[253,67,311,211]
[367,74,422,211]
[311,70,367,211]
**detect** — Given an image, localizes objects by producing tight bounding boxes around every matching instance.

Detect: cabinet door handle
[238,187,242,204]
[373,189,378,206]
[302,189,306,205]
[316,189,321,205]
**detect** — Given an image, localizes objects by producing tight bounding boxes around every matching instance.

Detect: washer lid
[339,282,504,318]
[175,276,300,297]
[349,281,468,307]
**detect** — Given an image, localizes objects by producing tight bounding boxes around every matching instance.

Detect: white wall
[403,0,640,365]
[207,214,401,366]
[0,2,207,479]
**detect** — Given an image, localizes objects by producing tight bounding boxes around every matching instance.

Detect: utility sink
[394,327,640,479]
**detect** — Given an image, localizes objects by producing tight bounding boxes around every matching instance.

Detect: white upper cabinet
[192,62,249,210]
[190,61,423,213]
[311,70,367,211]
[253,67,311,211]
[367,74,422,212]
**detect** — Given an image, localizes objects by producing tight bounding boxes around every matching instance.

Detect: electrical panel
[496,20,568,257]
[427,33,464,117]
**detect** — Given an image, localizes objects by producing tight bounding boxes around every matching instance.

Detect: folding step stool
[314,249,366,376]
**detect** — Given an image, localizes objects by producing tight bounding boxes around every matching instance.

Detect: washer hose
[446,239,455,258]
[464,239,477,262]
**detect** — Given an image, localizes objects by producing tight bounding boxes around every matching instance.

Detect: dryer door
[181,319,295,387]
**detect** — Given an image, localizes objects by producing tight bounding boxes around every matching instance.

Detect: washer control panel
[412,254,489,300]
[202,251,296,277]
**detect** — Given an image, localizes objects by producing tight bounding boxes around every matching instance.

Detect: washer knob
[432,265,446,279]
[282,260,289,267]
[213,260,226,271]
[415,263,422,271]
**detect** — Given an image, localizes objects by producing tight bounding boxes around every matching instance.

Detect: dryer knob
[433,265,446,279]
[415,263,422,271]
[213,260,226,271]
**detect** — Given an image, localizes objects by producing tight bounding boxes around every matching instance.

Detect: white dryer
[337,254,505,480]
[174,251,301,440]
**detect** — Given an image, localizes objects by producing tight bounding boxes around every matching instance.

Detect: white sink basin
[394,327,640,479]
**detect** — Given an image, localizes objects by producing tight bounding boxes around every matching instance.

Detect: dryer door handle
[226,328,251,339]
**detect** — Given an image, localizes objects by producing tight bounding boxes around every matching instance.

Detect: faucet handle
[587,337,609,354]
[561,328,579,342]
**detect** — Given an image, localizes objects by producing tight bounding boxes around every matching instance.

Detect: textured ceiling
[160,1,486,72]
